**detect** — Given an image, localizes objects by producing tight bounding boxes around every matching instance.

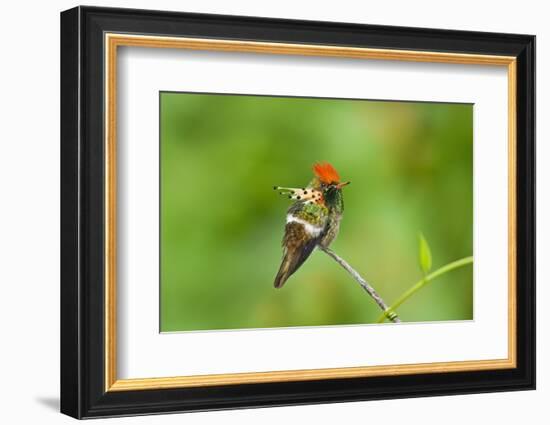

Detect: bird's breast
[318,213,342,247]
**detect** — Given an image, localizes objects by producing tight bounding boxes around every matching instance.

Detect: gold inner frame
[104,33,517,392]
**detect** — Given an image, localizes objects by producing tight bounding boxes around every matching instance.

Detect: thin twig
[375,256,473,323]
[318,246,401,323]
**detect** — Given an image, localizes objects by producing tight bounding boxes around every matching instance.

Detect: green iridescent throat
[323,186,344,213]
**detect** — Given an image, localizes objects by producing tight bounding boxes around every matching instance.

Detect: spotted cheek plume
[273,186,324,205]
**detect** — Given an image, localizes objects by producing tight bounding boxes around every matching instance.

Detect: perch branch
[318,246,401,323]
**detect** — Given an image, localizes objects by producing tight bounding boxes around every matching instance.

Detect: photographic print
[160,92,474,332]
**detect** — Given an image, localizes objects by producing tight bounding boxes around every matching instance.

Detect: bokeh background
[160,92,473,332]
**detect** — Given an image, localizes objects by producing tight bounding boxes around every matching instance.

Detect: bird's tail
[274,242,316,288]
[274,251,297,288]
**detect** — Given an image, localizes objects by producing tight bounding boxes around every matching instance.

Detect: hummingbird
[273,162,350,288]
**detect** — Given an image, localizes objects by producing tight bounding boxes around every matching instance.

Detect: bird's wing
[274,202,328,288]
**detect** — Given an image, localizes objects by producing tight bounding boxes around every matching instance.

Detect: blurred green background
[160,92,473,332]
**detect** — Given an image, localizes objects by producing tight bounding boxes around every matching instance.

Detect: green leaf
[418,232,432,274]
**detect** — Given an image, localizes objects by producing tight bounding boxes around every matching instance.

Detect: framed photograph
[60,6,535,419]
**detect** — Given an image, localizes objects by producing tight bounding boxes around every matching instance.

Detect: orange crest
[313,162,340,184]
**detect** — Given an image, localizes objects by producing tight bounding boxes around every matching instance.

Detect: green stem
[376,256,473,323]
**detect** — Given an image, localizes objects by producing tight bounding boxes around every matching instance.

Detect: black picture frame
[61,5,535,419]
